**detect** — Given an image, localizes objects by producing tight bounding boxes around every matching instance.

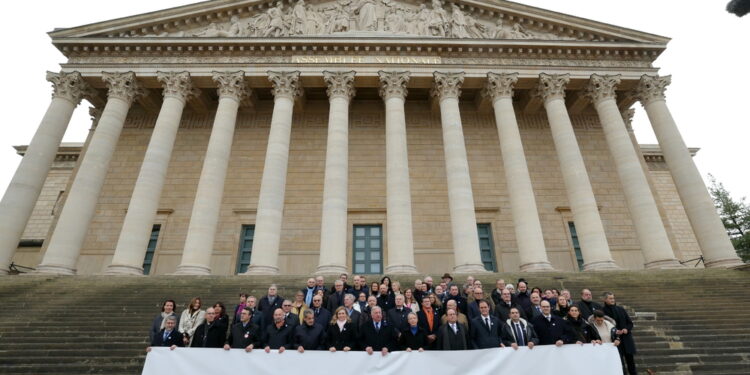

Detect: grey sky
[1,0,748,205]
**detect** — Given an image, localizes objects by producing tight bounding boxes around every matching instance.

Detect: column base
[519,261,555,272]
[243,264,280,275]
[582,260,620,271]
[104,264,145,276]
[385,264,419,275]
[453,263,489,274]
[704,256,745,269]
[315,264,348,276]
[644,258,684,270]
[172,264,211,275]
[35,263,77,275]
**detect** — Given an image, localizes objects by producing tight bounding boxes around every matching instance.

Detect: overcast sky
[0,0,748,204]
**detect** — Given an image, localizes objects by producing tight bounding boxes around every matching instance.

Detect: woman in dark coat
[565,306,602,344]
[553,295,572,318]
[327,307,356,352]
[150,299,178,342]
[399,313,428,351]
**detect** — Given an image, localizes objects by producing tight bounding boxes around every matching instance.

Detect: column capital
[483,72,518,100]
[102,72,143,105]
[378,71,410,100]
[622,108,635,131]
[431,71,464,100]
[268,71,302,100]
[536,73,570,102]
[212,71,248,101]
[46,71,93,105]
[157,71,200,102]
[323,71,356,101]
[585,74,621,104]
[634,74,671,105]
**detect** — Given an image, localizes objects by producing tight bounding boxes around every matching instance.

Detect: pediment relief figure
[138,0,577,40]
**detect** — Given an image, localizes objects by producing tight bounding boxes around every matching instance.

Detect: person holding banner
[191,307,226,348]
[399,312,427,352]
[148,315,183,352]
[327,306,356,352]
[293,310,326,352]
[469,300,504,349]
[531,301,575,346]
[500,307,538,349]
[359,306,396,356]
[263,308,294,353]
[224,307,261,351]
[436,308,468,350]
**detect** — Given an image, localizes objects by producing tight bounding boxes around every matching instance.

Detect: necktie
[375,322,380,332]
[514,323,524,345]
[163,330,169,342]
[451,323,457,333]
[484,317,490,330]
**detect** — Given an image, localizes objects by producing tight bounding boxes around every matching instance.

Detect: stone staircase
[0,269,748,374]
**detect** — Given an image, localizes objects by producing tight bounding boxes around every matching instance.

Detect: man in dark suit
[501,307,539,349]
[280,299,299,328]
[496,288,526,322]
[359,306,396,356]
[191,307,226,348]
[445,285,467,314]
[386,294,411,334]
[469,300,504,349]
[148,316,183,351]
[576,288,603,321]
[263,308,294,352]
[246,296,264,328]
[525,292,544,320]
[602,292,637,375]
[467,288,494,322]
[376,284,394,311]
[515,281,532,313]
[343,294,361,327]
[327,280,347,312]
[223,307,261,351]
[437,308,468,350]
[293,310,327,352]
[258,284,284,314]
[416,296,440,348]
[310,294,332,328]
[531,300,575,346]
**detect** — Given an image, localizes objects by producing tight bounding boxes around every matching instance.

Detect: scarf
[160,312,172,330]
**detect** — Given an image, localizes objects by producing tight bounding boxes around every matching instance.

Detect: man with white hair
[358,306,396,356]
[301,278,317,306]
[387,294,411,333]
[327,279,346,312]
[259,284,284,313]
[148,315,182,351]
[191,307,225,348]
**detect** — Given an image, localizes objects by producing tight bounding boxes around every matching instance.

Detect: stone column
[537,73,618,271]
[175,72,247,275]
[37,72,142,275]
[586,74,681,269]
[635,75,743,268]
[379,71,418,274]
[245,71,301,275]
[0,72,92,274]
[106,72,197,275]
[431,72,486,273]
[484,73,553,271]
[316,71,355,275]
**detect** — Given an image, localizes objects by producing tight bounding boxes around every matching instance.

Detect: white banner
[143,344,623,375]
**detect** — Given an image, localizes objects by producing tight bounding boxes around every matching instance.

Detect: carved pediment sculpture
[139,0,573,40]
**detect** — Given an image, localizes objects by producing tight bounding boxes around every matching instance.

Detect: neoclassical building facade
[0,0,743,275]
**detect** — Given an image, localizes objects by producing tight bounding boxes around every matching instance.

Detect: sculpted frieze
[137,0,578,41]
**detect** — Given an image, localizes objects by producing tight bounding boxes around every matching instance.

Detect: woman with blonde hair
[291,290,310,324]
[404,288,419,313]
[179,297,205,346]
[326,306,356,351]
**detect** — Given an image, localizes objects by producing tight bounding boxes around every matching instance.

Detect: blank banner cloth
[144,344,623,375]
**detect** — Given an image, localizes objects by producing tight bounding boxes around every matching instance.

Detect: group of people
[148,273,638,375]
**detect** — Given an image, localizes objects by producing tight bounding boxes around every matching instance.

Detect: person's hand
[621,329,628,335]
[555,340,564,347]
[278,347,285,353]
[511,343,519,350]
[615,329,623,335]
[169,345,177,351]
[329,347,336,352]
[245,344,254,352]
[223,344,230,350]
[343,346,351,352]
[576,341,583,345]
[418,348,424,352]
[381,348,388,356]
[366,346,373,355]
[146,347,152,353]
[594,340,602,345]
[406,348,412,352]
[297,346,305,353]
[500,343,505,348]
[527,342,534,349]
[264,346,271,353]
[183,337,189,345]
[426,334,436,343]
[614,339,621,347]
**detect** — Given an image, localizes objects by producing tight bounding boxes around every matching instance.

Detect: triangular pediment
[49,0,669,44]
